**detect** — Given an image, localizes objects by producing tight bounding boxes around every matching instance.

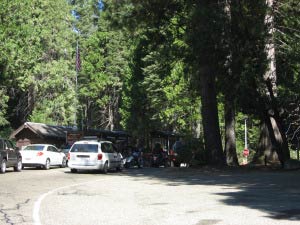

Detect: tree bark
[252,117,278,165]
[224,95,239,166]
[260,0,290,166]
[224,0,239,166]
[200,68,225,166]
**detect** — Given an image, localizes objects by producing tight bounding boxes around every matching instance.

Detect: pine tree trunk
[252,117,278,165]
[109,103,114,131]
[261,0,290,166]
[224,95,239,166]
[200,68,225,166]
[224,0,239,166]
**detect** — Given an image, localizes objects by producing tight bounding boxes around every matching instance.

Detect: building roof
[10,122,75,140]
[10,122,131,140]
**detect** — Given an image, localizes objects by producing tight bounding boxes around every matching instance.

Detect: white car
[68,140,123,173]
[20,144,67,169]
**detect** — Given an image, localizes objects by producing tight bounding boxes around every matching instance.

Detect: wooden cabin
[10,122,131,149]
[10,122,74,149]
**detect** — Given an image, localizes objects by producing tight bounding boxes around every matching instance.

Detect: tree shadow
[120,167,300,221]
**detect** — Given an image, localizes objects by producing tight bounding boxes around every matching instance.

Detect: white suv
[68,140,123,173]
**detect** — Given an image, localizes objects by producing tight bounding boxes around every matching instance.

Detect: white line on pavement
[33,178,104,225]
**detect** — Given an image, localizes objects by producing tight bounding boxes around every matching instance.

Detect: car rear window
[23,145,45,151]
[70,144,98,153]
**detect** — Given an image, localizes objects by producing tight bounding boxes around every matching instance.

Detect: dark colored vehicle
[169,141,194,167]
[0,138,22,173]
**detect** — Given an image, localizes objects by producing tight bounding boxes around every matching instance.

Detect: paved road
[1,166,300,225]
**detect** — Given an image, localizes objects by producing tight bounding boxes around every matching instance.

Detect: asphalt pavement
[1,166,300,225]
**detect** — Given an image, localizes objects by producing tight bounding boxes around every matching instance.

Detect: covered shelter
[150,131,182,151]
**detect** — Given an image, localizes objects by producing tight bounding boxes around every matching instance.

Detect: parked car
[169,141,194,167]
[20,144,67,169]
[0,138,22,173]
[68,140,123,173]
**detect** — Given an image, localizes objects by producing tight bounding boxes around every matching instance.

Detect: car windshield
[23,145,45,151]
[173,141,184,152]
[70,144,98,153]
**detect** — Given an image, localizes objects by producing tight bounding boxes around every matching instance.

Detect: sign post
[243,117,249,164]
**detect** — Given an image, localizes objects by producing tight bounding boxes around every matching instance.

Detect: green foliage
[0,89,9,126]
[275,0,300,143]
[69,0,131,130]
[0,126,13,139]
[0,0,76,126]
[114,0,201,136]
[162,62,201,133]
[227,1,268,115]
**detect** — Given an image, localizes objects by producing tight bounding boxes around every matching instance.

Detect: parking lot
[1,167,300,225]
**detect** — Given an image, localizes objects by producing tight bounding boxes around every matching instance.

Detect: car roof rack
[79,136,111,143]
[80,136,99,141]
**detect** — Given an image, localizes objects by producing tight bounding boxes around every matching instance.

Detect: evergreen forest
[1,0,300,168]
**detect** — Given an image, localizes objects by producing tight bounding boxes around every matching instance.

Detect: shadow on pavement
[121,166,300,221]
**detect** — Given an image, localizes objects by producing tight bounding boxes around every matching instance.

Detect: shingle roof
[10,122,131,140]
[10,122,75,139]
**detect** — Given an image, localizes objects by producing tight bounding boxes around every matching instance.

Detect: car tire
[0,159,7,174]
[71,168,77,173]
[14,158,22,172]
[116,165,123,172]
[164,160,170,168]
[60,158,67,168]
[174,162,180,167]
[44,159,50,170]
[102,162,108,174]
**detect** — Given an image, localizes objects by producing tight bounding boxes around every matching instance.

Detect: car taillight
[97,154,103,160]
[37,152,43,156]
[67,153,70,160]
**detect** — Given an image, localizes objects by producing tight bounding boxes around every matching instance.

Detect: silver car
[68,140,123,173]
